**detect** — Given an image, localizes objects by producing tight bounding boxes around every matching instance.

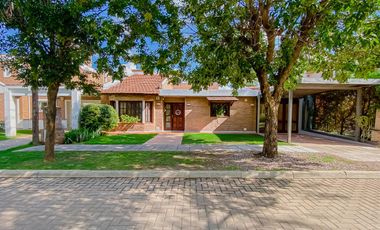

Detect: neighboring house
[100,69,380,142]
[0,62,111,136]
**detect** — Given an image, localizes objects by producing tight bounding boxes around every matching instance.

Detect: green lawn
[0,132,7,141]
[0,129,33,140]
[182,133,287,145]
[0,147,207,170]
[84,133,157,145]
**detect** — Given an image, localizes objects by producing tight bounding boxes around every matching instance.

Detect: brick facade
[107,94,162,131]
[184,97,256,132]
[105,95,257,132]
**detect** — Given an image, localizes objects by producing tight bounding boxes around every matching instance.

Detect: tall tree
[0,0,183,161]
[173,0,379,157]
[31,87,39,145]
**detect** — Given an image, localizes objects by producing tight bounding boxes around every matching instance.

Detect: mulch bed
[190,151,380,171]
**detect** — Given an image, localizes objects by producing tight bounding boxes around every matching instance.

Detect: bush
[99,104,118,131]
[64,128,101,144]
[80,104,102,131]
[80,104,118,131]
[120,114,140,123]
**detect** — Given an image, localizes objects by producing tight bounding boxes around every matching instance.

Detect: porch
[0,85,84,137]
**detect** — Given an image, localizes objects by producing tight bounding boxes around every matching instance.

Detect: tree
[0,0,182,161]
[174,0,379,157]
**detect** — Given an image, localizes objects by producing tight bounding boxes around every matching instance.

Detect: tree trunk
[32,87,39,145]
[44,84,59,162]
[262,98,280,158]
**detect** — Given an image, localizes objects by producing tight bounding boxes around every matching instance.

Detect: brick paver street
[0,177,380,230]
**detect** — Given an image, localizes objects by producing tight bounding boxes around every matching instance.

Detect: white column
[71,89,81,129]
[4,88,17,137]
[287,90,293,143]
[298,98,304,133]
[355,88,363,141]
[256,96,261,134]
[142,100,146,123]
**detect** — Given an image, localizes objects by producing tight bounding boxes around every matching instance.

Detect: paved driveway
[279,133,380,162]
[0,177,379,230]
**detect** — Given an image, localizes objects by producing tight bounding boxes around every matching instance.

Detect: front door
[164,103,184,130]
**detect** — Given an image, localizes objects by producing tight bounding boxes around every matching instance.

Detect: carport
[273,73,380,143]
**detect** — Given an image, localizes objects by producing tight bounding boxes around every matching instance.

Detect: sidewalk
[0,137,31,151]
[1,169,380,179]
[21,143,318,153]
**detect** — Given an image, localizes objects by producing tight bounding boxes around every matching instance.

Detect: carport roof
[292,74,380,98]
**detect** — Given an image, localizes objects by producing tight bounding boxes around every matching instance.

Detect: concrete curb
[1,170,380,179]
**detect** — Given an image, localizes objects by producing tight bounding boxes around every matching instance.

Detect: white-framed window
[3,67,11,78]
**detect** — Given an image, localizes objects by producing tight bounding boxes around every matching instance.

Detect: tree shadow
[0,176,368,230]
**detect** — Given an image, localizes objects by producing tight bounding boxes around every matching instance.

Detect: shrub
[0,122,4,132]
[80,104,102,131]
[99,104,118,131]
[80,104,118,131]
[120,114,140,123]
[64,128,101,144]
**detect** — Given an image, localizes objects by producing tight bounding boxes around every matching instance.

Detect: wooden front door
[164,103,184,130]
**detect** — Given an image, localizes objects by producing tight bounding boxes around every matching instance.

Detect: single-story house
[100,69,380,142]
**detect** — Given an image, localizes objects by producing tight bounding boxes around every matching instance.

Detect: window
[119,101,142,121]
[3,67,11,78]
[145,101,153,123]
[210,103,230,117]
[38,101,48,112]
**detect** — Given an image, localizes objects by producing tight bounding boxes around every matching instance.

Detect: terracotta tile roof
[102,74,163,94]
[0,64,102,87]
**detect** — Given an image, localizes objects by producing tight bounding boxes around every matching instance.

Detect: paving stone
[0,177,379,229]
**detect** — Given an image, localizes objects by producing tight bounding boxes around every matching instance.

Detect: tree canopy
[167,0,380,157]
[0,0,183,160]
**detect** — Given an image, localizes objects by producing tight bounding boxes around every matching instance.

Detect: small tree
[173,0,380,157]
[0,0,183,161]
